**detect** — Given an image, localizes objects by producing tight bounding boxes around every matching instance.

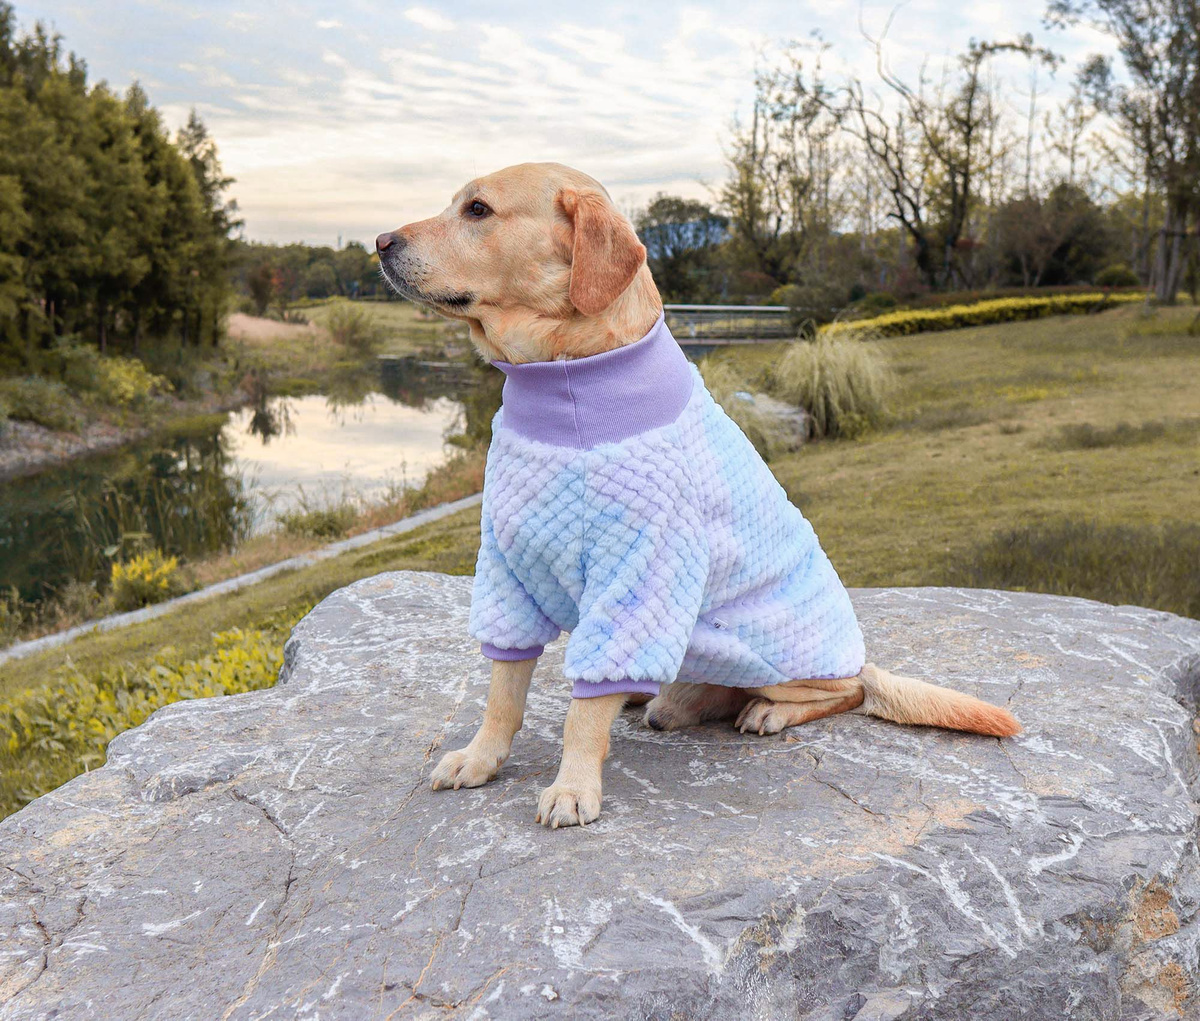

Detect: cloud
[16,0,1122,245]
[404,7,455,33]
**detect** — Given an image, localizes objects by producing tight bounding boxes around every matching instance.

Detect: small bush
[946,519,1200,620]
[0,376,80,430]
[1044,419,1200,451]
[110,550,184,611]
[769,333,893,439]
[326,303,384,354]
[57,343,169,406]
[699,359,800,459]
[823,292,1145,339]
[854,292,899,316]
[1095,263,1141,288]
[278,504,358,540]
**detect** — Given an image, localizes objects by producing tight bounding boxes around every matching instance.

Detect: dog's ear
[558,188,646,316]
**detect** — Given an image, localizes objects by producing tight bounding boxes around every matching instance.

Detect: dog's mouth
[378,261,474,313]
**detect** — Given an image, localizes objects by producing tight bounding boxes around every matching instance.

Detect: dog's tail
[858,663,1021,738]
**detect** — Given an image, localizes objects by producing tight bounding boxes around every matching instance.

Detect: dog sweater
[469,315,865,699]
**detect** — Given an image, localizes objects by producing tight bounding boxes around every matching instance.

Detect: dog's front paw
[430,748,501,790]
[535,781,601,828]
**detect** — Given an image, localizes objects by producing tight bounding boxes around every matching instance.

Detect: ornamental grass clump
[770,333,893,439]
[110,550,184,611]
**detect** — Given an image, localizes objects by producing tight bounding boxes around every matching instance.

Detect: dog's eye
[465,200,491,219]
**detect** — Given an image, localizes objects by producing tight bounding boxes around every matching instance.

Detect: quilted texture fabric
[469,363,866,699]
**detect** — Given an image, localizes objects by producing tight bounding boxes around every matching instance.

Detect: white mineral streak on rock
[1,573,1198,1019]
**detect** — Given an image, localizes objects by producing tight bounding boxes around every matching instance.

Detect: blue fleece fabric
[469,366,865,697]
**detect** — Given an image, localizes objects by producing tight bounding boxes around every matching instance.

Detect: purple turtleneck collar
[491,315,694,449]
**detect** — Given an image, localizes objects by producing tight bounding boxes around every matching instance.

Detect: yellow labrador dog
[376,163,1020,829]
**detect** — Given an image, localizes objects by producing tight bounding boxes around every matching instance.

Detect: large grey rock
[2,572,1200,1020]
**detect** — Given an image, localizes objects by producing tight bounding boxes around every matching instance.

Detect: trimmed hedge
[0,614,301,816]
[824,292,1146,339]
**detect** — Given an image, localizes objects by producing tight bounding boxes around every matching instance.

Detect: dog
[377,163,1020,829]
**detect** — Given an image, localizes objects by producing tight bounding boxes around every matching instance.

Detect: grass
[226,298,467,392]
[1043,418,1200,451]
[702,303,1200,609]
[945,520,1200,620]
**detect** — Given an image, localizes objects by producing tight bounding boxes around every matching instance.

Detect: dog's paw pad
[430,749,499,790]
[535,782,601,828]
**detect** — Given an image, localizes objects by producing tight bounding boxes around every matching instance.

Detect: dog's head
[376,163,661,363]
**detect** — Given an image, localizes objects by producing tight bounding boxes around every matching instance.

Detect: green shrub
[110,550,185,611]
[698,359,799,459]
[854,292,899,316]
[1095,263,1141,288]
[278,504,358,539]
[0,619,295,814]
[946,519,1200,620]
[57,343,170,406]
[326,303,384,354]
[0,376,81,430]
[823,292,1145,339]
[769,333,893,439]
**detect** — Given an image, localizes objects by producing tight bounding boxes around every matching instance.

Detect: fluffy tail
[858,664,1021,738]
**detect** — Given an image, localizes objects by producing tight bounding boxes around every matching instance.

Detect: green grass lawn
[298,296,468,356]
[2,303,1197,818]
[731,304,1199,599]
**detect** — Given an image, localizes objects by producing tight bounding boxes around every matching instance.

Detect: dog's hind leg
[644,682,750,732]
[432,657,535,790]
[735,676,865,735]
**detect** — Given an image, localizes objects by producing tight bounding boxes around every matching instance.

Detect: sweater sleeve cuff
[481,643,544,662]
[570,679,662,699]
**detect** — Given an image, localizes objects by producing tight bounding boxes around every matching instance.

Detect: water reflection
[0,424,251,603]
[0,355,505,606]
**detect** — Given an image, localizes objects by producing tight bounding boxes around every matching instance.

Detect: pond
[0,357,501,606]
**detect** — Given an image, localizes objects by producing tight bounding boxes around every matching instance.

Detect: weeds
[769,333,892,439]
[1044,419,1200,451]
[278,503,359,539]
[945,519,1200,620]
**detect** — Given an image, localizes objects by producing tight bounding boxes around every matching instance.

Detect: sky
[17,2,1117,247]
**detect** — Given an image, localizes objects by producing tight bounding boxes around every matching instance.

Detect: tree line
[637,0,1198,309]
[0,2,236,368]
[230,240,386,316]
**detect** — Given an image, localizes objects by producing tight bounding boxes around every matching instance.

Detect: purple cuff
[481,643,544,662]
[570,679,662,699]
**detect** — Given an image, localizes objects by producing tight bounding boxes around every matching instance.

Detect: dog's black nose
[376,231,401,254]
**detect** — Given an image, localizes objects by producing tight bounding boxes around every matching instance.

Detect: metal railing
[663,304,794,345]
